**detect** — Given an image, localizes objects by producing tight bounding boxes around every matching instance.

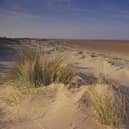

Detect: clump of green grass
[9,47,76,88]
[87,84,129,127]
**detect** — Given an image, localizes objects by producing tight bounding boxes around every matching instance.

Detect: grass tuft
[87,84,129,127]
[9,47,76,88]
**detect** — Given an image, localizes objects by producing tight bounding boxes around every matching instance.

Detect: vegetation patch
[9,47,76,88]
[87,84,129,127]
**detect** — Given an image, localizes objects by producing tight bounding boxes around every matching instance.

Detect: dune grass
[9,47,76,88]
[87,83,129,127]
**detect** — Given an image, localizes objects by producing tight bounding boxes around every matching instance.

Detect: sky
[0,0,129,39]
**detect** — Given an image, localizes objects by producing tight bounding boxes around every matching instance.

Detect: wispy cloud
[47,0,73,4]
[0,9,84,38]
[2,0,128,20]
[46,0,73,9]
[0,9,40,18]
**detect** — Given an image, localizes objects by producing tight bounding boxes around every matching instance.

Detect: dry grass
[9,47,76,88]
[87,83,129,127]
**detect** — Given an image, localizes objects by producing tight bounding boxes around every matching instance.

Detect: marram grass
[87,84,129,127]
[9,48,76,88]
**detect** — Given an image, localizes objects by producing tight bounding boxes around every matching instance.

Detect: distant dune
[1,37,129,55]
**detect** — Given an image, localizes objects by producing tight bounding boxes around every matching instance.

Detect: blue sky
[0,0,129,39]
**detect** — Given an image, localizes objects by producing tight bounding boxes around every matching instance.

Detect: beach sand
[0,38,129,129]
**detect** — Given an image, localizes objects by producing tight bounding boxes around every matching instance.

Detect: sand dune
[0,84,112,129]
[0,39,129,129]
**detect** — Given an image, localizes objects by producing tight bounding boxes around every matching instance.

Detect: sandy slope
[0,84,112,129]
[0,40,129,129]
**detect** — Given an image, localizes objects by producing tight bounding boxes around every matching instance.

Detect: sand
[64,40,129,57]
[0,84,111,129]
[0,39,129,129]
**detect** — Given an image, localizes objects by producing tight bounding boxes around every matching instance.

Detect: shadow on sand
[0,46,16,62]
[0,46,17,83]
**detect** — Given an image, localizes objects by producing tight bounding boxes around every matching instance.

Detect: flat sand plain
[64,40,129,58]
